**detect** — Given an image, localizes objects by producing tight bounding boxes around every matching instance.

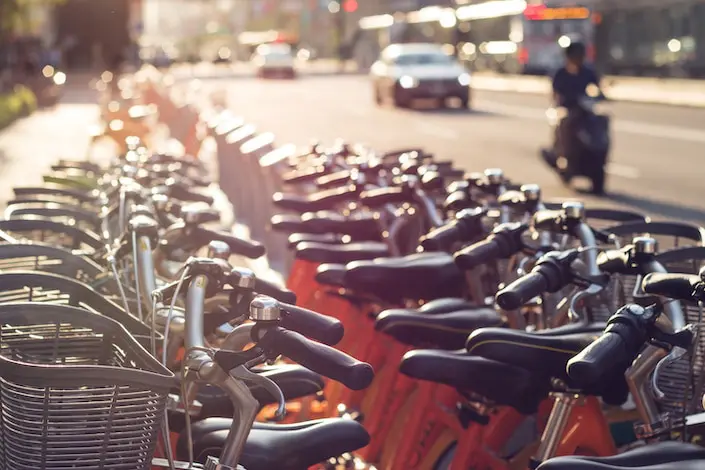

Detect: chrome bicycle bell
[633,236,657,255]
[229,267,256,290]
[250,295,281,322]
[521,184,541,201]
[207,240,231,260]
[562,201,585,220]
[484,168,504,185]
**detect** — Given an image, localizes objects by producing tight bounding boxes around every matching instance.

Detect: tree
[0,0,66,45]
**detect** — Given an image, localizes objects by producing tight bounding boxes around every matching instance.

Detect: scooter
[541,90,610,195]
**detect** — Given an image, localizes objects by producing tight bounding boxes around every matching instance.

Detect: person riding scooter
[543,41,608,195]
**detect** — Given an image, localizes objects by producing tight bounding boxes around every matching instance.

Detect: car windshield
[392,53,454,66]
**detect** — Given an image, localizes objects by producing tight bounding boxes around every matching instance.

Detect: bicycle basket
[0,243,103,285]
[652,247,705,415]
[0,218,103,255]
[608,222,704,310]
[0,302,175,470]
[0,271,157,346]
[4,203,102,234]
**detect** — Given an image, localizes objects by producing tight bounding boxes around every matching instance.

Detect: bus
[455,0,596,75]
[355,1,597,75]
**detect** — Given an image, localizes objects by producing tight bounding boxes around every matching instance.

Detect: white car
[370,43,471,108]
[252,43,296,79]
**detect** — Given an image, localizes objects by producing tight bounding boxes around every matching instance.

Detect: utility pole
[327,1,344,68]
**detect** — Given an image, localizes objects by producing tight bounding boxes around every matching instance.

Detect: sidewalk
[0,85,113,206]
[0,77,286,284]
[470,72,705,108]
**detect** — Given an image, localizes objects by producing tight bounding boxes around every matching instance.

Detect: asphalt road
[185,67,705,225]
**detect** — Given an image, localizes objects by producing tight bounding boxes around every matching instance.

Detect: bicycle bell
[207,240,231,260]
[562,201,585,220]
[521,184,541,201]
[151,193,169,212]
[484,168,504,185]
[229,267,257,290]
[250,295,281,321]
[633,236,657,255]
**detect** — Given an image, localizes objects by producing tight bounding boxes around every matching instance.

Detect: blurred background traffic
[1,0,703,76]
[0,0,703,223]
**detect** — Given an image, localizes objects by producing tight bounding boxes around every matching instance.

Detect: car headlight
[399,75,418,88]
[53,72,66,85]
[457,73,471,86]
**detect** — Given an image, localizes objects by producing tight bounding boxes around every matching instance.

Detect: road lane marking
[475,101,705,143]
[414,122,459,139]
[606,163,640,179]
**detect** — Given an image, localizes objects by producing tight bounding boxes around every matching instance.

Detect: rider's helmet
[564,41,587,63]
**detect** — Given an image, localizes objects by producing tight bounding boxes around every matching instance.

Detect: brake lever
[568,283,604,322]
[651,346,689,401]
[516,256,533,277]
[230,364,286,420]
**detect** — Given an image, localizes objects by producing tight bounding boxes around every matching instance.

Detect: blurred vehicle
[370,43,471,108]
[213,47,232,64]
[140,46,174,68]
[542,85,610,195]
[251,43,296,79]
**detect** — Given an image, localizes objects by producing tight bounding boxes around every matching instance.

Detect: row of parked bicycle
[0,130,704,470]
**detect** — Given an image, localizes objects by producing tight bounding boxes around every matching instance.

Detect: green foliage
[0,0,66,38]
[0,84,37,129]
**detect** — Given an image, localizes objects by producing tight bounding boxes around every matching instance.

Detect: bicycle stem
[183,276,260,469]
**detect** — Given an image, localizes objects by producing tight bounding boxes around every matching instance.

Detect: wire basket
[583,221,705,324]
[0,272,160,354]
[652,247,705,416]
[0,302,175,470]
[5,204,102,234]
[0,243,103,286]
[0,218,103,256]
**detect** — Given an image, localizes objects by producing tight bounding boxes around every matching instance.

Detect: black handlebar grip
[308,184,359,211]
[278,302,344,346]
[282,166,327,185]
[254,278,297,304]
[261,328,374,390]
[567,331,629,387]
[642,273,701,302]
[495,272,549,310]
[151,154,204,170]
[359,186,407,208]
[419,221,461,252]
[454,239,503,270]
[194,227,266,259]
[316,170,352,189]
[170,183,214,205]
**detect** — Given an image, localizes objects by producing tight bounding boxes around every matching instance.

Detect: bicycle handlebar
[278,302,344,346]
[495,250,579,310]
[167,181,214,205]
[192,226,265,259]
[252,278,297,304]
[359,186,407,208]
[642,272,703,302]
[453,222,527,270]
[419,207,486,252]
[258,327,374,390]
[567,304,659,387]
[496,272,550,310]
